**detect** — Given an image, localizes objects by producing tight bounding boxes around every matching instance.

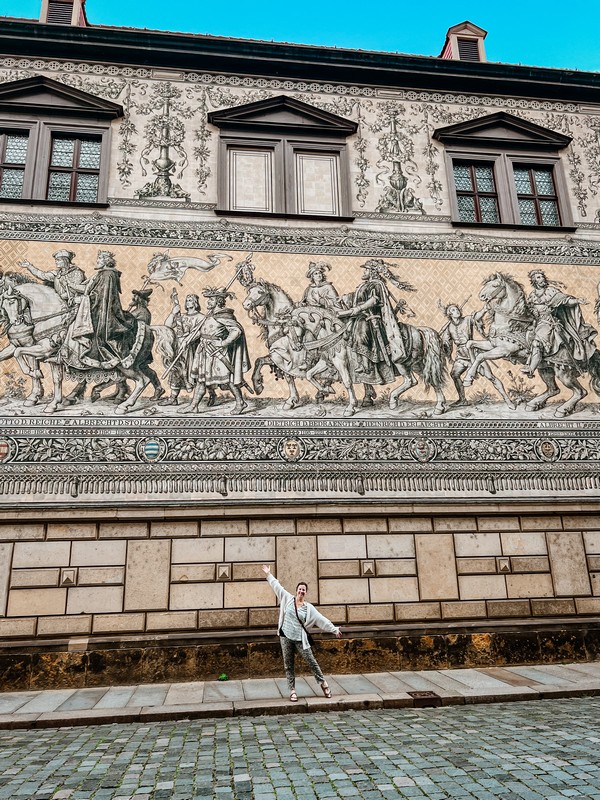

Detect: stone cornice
[0,19,599,104]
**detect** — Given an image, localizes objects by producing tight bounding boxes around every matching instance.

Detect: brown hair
[296,581,308,592]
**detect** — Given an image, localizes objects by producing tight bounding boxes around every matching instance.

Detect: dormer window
[208,95,356,220]
[440,22,487,62]
[0,75,122,207]
[434,112,575,230]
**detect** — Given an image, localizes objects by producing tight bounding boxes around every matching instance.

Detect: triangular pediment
[447,21,487,38]
[0,76,123,119]
[433,112,572,150]
[208,95,357,136]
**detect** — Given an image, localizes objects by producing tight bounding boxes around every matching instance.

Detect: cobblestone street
[0,697,599,799]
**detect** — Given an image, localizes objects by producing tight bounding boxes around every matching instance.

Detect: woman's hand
[262,564,271,574]
[335,630,342,638]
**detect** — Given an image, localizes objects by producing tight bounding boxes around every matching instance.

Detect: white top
[265,572,340,650]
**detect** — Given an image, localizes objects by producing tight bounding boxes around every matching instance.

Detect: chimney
[40,0,88,26]
[440,21,487,62]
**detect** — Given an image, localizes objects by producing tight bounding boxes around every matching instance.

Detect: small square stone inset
[60,567,78,587]
[217,563,232,581]
[361,559,375,577]
[496,557,511,574]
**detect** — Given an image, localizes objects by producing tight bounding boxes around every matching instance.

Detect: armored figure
[523,270,596,377]
[19,249,86,305]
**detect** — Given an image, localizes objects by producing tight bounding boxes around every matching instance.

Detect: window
[0,75,122,207]
[209,95,357,220]
[513,165,560,226]
[434,112,574,230]
[47,136,102,203]
[453,162,499,223]
[0,132,29,200]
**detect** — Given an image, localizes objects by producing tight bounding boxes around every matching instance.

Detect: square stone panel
[151,521,199,538]
[388,517,432,533]
[170,583,223,611]
[171,564,215,583]
[434,517,477,532]
[0,524,44,541]
[454,533,501,557]
[7,588,66,617]
[318,535,366,560]
[369,577,419,603]
[375,559,417,576]
[458,575,507,601]
[584,532,600,554]
[319,578,369,605]
[318,560,360,578]
[99,522,148,539]
[13,542,70,569]
[71,541,127,567]
[297,519,342,534]
[476,517,520,531]
[224,581,274,608]
[201,520,248,537]
[506,574,554,598]
[395,602,441,621]
[249,518,295,535]
[343,518,387,533]
[367,534,415,559]
[47,523,97,540]
[500,532,547,556]
[456,558,497,575]
[171,538,224,564]
[225,536,275,562]
[67,586,124,615]
[10,568,60,588]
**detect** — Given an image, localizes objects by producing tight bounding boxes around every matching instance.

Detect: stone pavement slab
[0,662,598,729]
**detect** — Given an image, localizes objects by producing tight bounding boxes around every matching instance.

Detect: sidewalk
[1,661,599,730]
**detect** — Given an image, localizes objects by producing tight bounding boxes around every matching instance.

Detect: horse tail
[588,349,600,396]
[150,324,177,368]
[419,326,447,391]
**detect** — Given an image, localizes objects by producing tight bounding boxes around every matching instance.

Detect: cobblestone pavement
[1,697,600,799]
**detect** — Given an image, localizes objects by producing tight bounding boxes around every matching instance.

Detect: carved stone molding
[1,211,599,263]
[1,416,599,506]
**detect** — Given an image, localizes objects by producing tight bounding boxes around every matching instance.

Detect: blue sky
[2,0,599,72]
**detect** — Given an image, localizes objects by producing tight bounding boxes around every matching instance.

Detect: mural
[1,238,600,506]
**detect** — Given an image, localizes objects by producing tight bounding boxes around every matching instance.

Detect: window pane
[513,168,532,194]
[533,168,555,195]
[51,138,75,168]
[518,198,537,225]
[457,195,476,222]
[479,196,500,223]
[0,168,24,199]
[295,153,340,216]
[5,135,28,165]
[453,164,473,191]
[229,149,273,213]
[474,165,495,193]
[47,171,72,201]
[75,173,99,203]
[540,199,560,226]
[78,140,101,169]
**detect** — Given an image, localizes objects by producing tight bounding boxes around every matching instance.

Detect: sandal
[321,682,332,699]
[290,691,298,702]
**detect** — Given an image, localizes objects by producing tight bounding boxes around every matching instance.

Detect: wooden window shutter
[457,38,481,61]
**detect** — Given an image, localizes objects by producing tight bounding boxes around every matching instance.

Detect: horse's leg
[389,365,417,409]
[463,344,514,386]
[554,367,587,418]
[117,369,149,413]
[44,361,63,413]
[251,356,272,395]
[91,378,111,402]
[64,380,86,405]
[333,353,358,417]
[22,357,44,406]
[306,359,336,399]
[479,363,517,410]
[525,366,560,412]
[282,375,300,411]
[361,384,376,407]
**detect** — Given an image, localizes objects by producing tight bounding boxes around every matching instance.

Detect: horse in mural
[1,273,155,414]
[242,278,358,415]
[242,277,448,415]
[463,272,600,417]
[0,272,69,409]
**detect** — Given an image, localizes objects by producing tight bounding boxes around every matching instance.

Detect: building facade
[0,5,600,688]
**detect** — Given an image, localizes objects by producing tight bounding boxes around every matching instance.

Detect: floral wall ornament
[136,82,193,200]
[371,102,424,214]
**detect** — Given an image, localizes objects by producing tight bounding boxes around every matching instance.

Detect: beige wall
[1,506,599,641]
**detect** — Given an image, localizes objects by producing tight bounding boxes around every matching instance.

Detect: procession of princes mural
[1,246,600,421]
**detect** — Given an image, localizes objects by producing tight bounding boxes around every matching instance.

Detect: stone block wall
[1,509,600,644]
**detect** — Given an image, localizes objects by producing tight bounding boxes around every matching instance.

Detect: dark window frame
[217,133,352,220]
[46,133,103,203]
[444,148,574,230]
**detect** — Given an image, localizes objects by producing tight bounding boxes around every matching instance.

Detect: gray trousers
[279,635,325,691]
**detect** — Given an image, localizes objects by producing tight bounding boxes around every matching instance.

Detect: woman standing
[262,564,342,702]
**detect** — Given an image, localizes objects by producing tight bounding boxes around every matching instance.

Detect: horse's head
[242,281,270,312]
[480,273,507,303]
